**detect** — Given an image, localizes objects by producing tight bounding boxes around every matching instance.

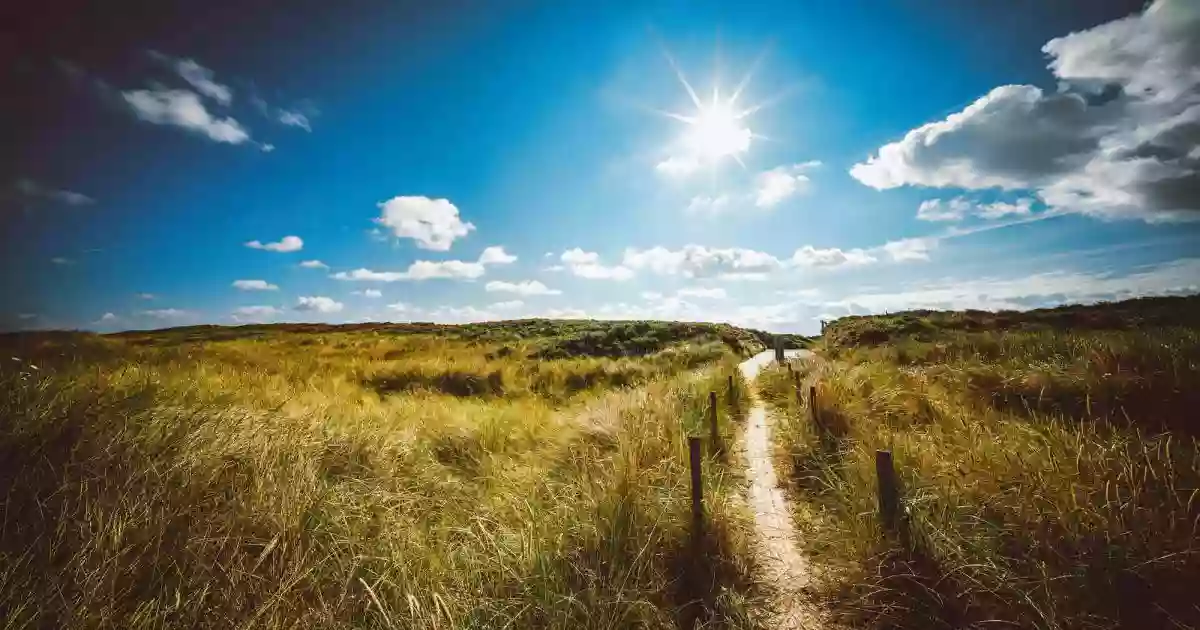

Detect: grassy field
[0,319,798,629]
[762,296,1200,629]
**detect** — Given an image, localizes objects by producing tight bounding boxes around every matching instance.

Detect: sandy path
[739,350,825,629]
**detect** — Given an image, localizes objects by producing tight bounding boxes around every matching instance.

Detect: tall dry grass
[762,322,1200,629]
[0,326,763,629]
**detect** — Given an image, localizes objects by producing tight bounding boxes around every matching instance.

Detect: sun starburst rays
[654,41,776,175]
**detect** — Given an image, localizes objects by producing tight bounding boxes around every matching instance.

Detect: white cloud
[640,291,663,300]
[232,279,279,291]
[754,162,818,208]
[123,89,250,144]
[824,257,1200,314]
[917,198,970,222]
[277,110,311,131]
[386,302,409,312]
[790,245,877,268]
[882,237,937,262]
[375,196,475,251]
[245,235,303,252]
[685,195,732,215]
[140,308,194,320]
[299,259,328,269]
[351,289,383,298]
[677,287,727,299]
[99,312,117,322]
[485,280,561,296]
[173,58,233,105]
[295,296,344,313]
[477,246,517,264]
[136,293,155,300]
[260,143,275,153]
[850,0,1200,222]
[623,245,784,278]
[50,257,74,265]
[918,197,1035,222]
[559,248,634,280]
[333,246,512,283]
[977,198,1035,220]
[490,300,525,310]
[14,179,94,206]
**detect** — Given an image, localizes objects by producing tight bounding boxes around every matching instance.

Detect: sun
[652,43,772,172]
[685,101,752,161]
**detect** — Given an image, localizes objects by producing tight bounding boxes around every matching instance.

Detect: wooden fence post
[689,437,704,547]
[876,450,900,532]
[809,385,819,431]
[727,374,736,406]
[774,335,785,362]
[708,391,722,456]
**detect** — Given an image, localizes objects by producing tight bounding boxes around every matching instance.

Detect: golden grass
[762,317,1200,629]
[0,325,764,629]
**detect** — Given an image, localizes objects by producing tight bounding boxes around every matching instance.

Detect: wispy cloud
[332,246,514,282]
[123,88,250,144]
[299,259,328,269]
[14,179,95,206]
[485,280,562,296]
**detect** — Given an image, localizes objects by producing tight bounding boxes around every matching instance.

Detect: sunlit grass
[763,297,1200,629]
[0,322,771,629]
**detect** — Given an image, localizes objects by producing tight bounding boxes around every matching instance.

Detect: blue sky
[4,0,1199,334]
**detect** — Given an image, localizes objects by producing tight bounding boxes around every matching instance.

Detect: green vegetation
[762,295,1200,629]
[0,320,764,629]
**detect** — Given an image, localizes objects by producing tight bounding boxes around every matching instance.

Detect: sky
[3,0,1199,335]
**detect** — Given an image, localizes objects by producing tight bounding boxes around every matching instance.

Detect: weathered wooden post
[774,335,784,362]
[689,437,704,546]
[876,450,900,532]
[727,374,736,406]
[708,391,722,456]
[809,385,819,431]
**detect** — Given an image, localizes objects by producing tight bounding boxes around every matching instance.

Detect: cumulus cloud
[850,0,1200,222]
[245,235,303,252]
[375,196,475,251]
[882,237,937,262]
[232,279,278,291]
[623,245,784,278]
[295,296,344,313]
[123,88,250,144]
[332,246,513,282]
[477,246,517,264]
[754,162,819,208]
[485,280,562,296]
[14,179,94,206]
[98,312,117,322]
[790,245,877,268]
[299,259,328,269]
[559,248,634,280]
[354,289,383,298]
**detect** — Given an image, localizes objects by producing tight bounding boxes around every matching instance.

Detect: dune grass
[0,321,765,629]
[762,296,1200,629]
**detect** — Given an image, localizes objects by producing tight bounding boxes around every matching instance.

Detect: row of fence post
[788,360,903,534]
[688,362,903,552]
